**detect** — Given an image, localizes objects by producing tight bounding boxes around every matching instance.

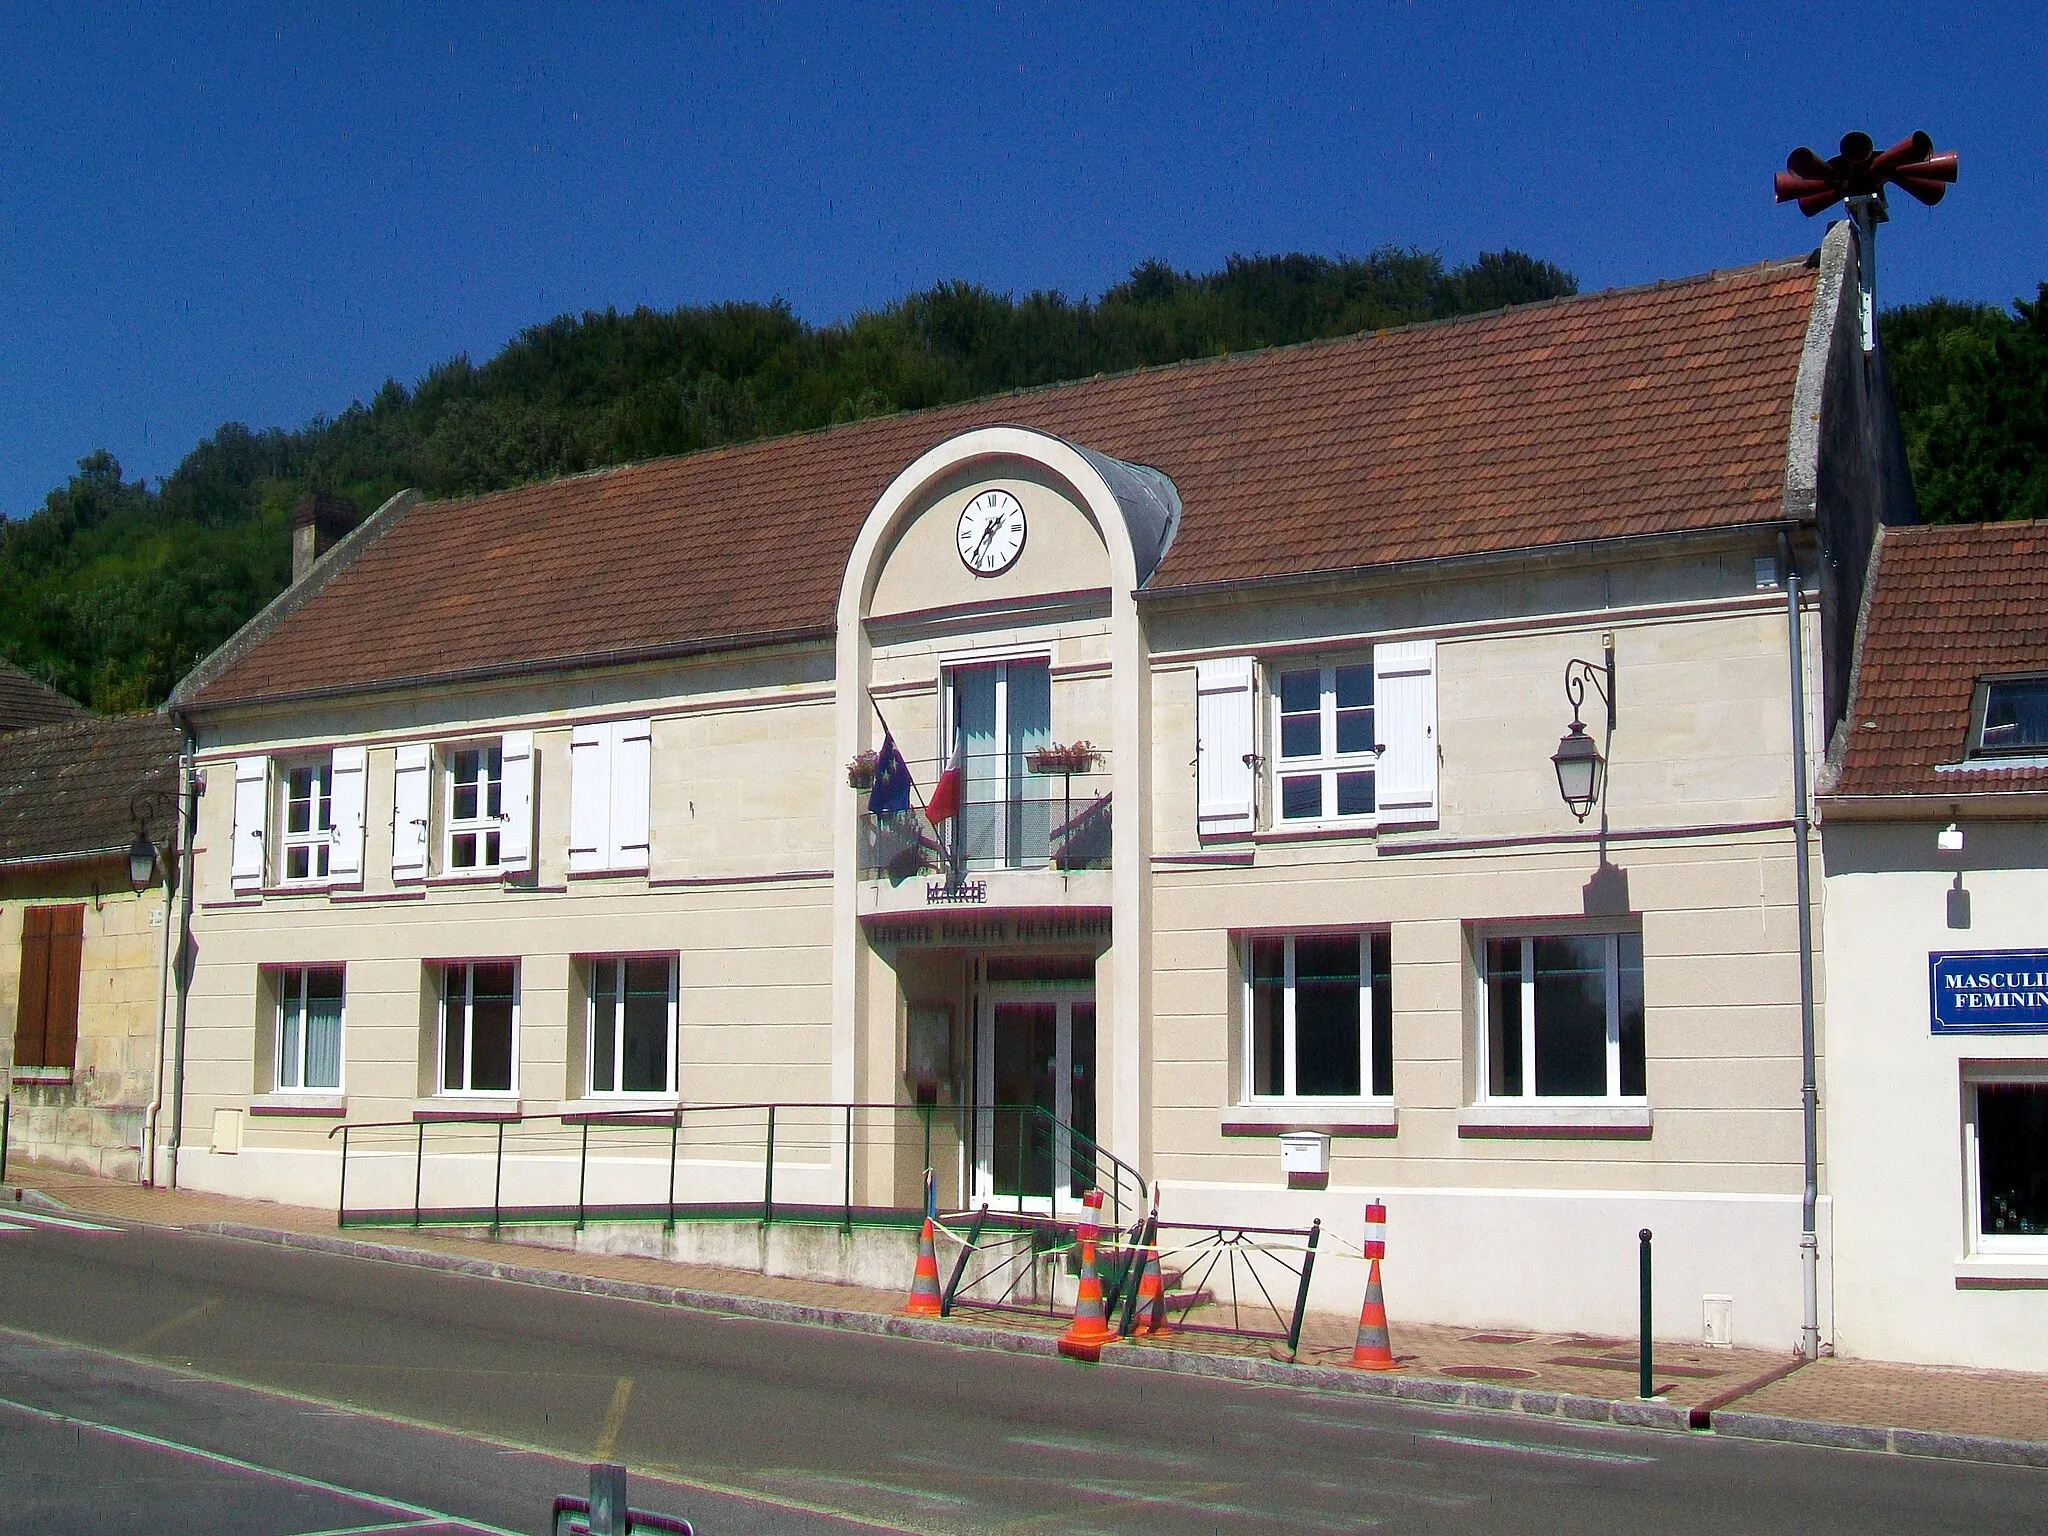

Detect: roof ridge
[423,251,1821,514]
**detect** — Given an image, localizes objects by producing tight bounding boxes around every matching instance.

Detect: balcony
[858,787,1112,885]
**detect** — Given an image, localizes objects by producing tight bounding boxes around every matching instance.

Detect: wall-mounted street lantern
[1551,635,1616,821]
[128,791,168,893]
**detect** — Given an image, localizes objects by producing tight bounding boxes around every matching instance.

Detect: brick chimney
[290,492,361,583]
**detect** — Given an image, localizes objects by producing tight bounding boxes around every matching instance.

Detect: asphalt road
[0,1212,2042,1534]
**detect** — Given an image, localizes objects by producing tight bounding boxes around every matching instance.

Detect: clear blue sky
[2,2,2040,518]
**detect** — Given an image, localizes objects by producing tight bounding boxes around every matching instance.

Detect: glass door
[948,660,1052,869]
[975,985,1097,1209]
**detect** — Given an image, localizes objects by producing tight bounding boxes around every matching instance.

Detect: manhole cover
[1440,1364,1540,1382]
[1460,1332,1533,1345]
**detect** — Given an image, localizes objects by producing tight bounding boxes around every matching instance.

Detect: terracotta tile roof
[187,257,1818,708]
[0,712,181,867]
[0,661,86,733]
[1828,520,2048,801]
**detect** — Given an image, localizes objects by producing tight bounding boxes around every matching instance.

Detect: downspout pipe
[1783,530,1821,1361]
[167,722,200,1190]
[142,761,182,1187]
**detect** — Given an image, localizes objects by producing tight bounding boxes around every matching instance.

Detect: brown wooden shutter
[41,905,85,1072]
[12,906,53,1068]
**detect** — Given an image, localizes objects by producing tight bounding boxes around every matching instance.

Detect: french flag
[925,733,964,825]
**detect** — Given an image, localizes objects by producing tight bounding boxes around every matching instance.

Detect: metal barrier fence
[329,1100,1147,1234]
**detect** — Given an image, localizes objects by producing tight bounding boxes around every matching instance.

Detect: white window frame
[940,652,1054,871]
[439,960,520,1096]
[1241,930,1392,1102]
[1964,1066,2048,1256]
[585,955,679,1097]
[1269,658,1379,829]
[277,759,334,885]
[274,964,345,1092]
[1969,673,2048,760]
[1477,929,1646,1104]
[443,743,505,874]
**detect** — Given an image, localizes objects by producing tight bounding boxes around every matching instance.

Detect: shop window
[11,904,84,1082]
[440,961,518,1094]
[275,966,344,1092]
[1972,1079,2048,1252]
[1480,931,1645,1101]
[1272,661,1377,824]
[587,956,675,1096]
[1244,931,1393,1099]
[279,761,334,884]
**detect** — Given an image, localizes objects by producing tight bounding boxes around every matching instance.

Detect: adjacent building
[160,222,1916,1349]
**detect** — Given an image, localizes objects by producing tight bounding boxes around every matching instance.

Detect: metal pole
[665,1110,680,1232]
[577,1120,590,1231]
[1287,1219,1322,1362]
[1638,1227,1654,1399]
[492,1120,504,1235]
[166,733,199,1189]
[1784,531,1822,1363]
[1,1089,10,1185]
[763,1105,776,1226]
[842,1104,854,1233]
[335,1124,348,1229]
[943,1204,988,1317]
[413,1121,425,1227]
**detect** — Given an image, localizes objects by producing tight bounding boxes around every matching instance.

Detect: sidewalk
[9,1162,2047,1468]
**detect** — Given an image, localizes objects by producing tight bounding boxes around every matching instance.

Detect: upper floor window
[587,956,676,1096]
[1245,931,1393,1100]
[279,762,334,884]
[446,745,504,871]
[276,965,344,1092]
[1273,661,1377,824]
[947,658,1052,869]
[440,960,517,1094]
[1972,676,2048,758]
[1480,931,1644,1101]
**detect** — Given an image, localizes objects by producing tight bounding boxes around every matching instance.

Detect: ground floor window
[1481,931,1644,1099]
[441,961,517,1093]
[1974,1079,2048,1251]
[1245,931,1393,1099]
[587,956,675,1096]
[276,966,344,1091]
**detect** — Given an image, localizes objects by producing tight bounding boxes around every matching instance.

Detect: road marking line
[0,1221,28,1233]
[288,1521,446,1535]
[128,1295,223,1355]
[0,1209,120,1232]
[0,1393,521,1536]
[593,1375,633,1459]
[1423,1430,1658,1465]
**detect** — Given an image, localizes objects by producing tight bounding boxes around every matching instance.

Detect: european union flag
[867,731,914,815]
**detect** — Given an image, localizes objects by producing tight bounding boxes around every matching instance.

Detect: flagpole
[868,695,935,821]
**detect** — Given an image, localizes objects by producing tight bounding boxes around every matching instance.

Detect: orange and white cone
[1133,1194,1167,1336]
[1349,1256,1396,1370]
[1058,1190,1112,1361]
[902,1171,943,1317]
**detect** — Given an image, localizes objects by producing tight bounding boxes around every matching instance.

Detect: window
[11,904,83,1082]
[1245,932,1393,1099]
[1481,932,1645,1100]
[1273,661,1377,824]
[587,956,675,1096]
[1972,677,2048,758]
[440,961,517,1093]
[1972,1079,2048,1252]
[279,762,334,883]
[275,966,344,1091]
[446,745,504,871]
[947,659,1052,868]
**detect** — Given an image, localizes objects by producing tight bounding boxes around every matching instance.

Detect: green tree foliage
[2,247,1578,708]
[1881,284,2048,524]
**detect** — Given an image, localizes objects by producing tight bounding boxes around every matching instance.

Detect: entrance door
[975,987,1096,1209]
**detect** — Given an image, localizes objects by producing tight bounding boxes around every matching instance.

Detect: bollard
[1638,1227,1653,1400]
[589,1461,628,1536]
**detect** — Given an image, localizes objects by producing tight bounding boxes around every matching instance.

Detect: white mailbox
[1278,1131,1330,1177]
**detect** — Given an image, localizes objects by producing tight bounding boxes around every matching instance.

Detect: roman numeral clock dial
[956,488,1027,576]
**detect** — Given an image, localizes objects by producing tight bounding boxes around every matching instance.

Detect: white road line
[0,1209,121,1232]
[0,1393,521,1535]
[289,1522,446,1535]
[0,1221,29,1233]
[1423,1430,1659,1466]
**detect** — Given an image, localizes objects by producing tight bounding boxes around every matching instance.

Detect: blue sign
[1930,950,2048,1034]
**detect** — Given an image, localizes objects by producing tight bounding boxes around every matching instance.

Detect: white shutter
[499,730,534,873]
[1196,657,1257,837]
[391,743,430,883]
[567,724,612,874]
[1373,640,1438,826]
[328,745,368,882]
[609,719,652,871]
[230,756,268,893]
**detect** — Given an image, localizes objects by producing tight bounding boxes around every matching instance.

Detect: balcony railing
[859,790,1110,881]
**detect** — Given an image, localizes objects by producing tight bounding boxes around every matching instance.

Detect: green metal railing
[329,1099,1146,1235]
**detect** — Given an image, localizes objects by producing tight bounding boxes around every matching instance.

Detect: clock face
[956,488,1027,576]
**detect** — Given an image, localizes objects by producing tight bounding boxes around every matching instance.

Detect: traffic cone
[1132,1193,1167,1336]
[902,1169,943,1317]
[1058,1190,1112,1361]
[1349,1256,1397,1370]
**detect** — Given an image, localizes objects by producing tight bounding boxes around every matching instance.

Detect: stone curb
[1710,1410,2048,1470]
[4,1184,67,1215]
[192,1220,1695,1434]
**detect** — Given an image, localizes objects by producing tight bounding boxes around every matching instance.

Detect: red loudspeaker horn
[1775,171,1835,205]
[1867,131,1936,178]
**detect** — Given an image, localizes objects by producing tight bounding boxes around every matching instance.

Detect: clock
[956,488,1027,576]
